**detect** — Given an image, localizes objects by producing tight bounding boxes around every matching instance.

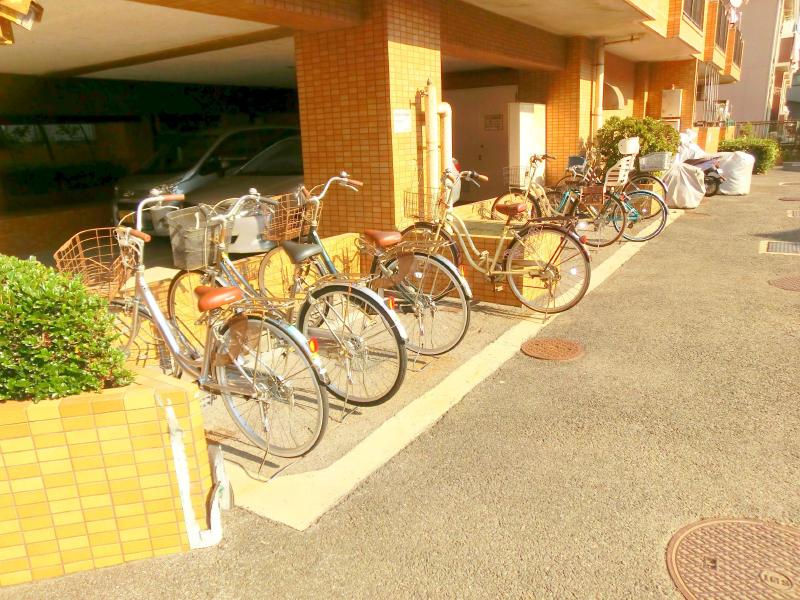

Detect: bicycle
[401,167,591,314]
[54,194,330,458]
[256,174,472,356]
[164,186,409,407]
[493,154,629,247]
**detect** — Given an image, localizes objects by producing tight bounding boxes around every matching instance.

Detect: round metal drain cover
[666,518,800,599]
[769,274,800,292]
[779,197,800,201]
[521,338,583,361]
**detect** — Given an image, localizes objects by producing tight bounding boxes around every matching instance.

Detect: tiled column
[633,62,650,118]
[294,0,441,237]
[518,37,594,185]
[646,60,698,129]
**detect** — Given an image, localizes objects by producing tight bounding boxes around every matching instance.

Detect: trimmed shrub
[595,116,680,171]
[0,255,131,401]
[718,137,779,174]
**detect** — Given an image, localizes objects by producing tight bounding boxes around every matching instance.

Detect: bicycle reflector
[308,337,319,354]
[385,296,397,310]
[459,265,466,277]
[579,235,588,244]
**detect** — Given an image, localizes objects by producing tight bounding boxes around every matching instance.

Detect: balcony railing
[683,0,705,28]
[714,5,728,49]
[733,28,743,66]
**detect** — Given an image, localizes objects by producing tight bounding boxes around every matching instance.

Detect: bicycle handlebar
[127,228,152,243]
[307,172,361,204]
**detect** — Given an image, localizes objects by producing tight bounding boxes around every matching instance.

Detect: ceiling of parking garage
[462,0,652,38]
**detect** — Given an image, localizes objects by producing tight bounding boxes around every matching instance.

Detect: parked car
[112,125,298,234]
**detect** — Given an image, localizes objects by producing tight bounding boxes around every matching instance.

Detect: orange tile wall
[646,60,698,128]
[295,0,440,237]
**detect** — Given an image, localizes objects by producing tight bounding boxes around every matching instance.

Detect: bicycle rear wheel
[297,284,407,405]
[216,315,328,458]
[624,173,667,204]
[617,190,668,242]
[505,225,590,313]
[166,269,218,357]
[378,253,470,356]
[400,222,461,267]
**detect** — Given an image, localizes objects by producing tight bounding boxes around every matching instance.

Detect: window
[715,5,729,49]
[237,136,303,177]
[683,0,705,28]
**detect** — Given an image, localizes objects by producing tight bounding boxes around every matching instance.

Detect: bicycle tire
[378,252,470,356]
[505,224,591,314]
[108,299,179,377]
[617,190,668,242]
[490,189,539,221]
[704,176,720,197]
[624,172,667,205]
[166,269,219,356]
[574,193,627,247]
[296,284,407,405]
[399,222,461,267]
[216,315,328,457]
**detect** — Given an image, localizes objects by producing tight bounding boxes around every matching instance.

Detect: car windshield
[136,133,218,175]
[237,136,303,176]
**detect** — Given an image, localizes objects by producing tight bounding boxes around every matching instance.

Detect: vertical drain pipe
[438,101,453,175]
[425,79,441,199]
[594,38,606,138]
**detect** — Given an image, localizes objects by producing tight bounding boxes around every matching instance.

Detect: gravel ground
[3,170,799,599]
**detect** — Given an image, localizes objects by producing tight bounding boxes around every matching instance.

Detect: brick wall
[646,60,698,128]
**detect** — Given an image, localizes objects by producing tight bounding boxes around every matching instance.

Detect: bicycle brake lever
[342,184,359,192]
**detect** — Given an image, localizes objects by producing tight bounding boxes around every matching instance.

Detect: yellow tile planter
[0,371,216,587]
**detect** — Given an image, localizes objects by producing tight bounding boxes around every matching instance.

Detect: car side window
[201,130,274,175]
[239,137,303,176]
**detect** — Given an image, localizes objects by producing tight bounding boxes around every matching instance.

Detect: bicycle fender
[305,283,408,342]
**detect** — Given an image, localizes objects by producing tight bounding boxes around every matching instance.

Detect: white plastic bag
[718,151,755,195]
[663,161,705,208]
[677,130,706,163]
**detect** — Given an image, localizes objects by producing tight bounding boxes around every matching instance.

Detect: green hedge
[595,116,680,171]
[0,256,131,401]
[718,137,779,174]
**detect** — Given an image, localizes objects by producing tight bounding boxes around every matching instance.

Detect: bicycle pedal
[493,283,504,292]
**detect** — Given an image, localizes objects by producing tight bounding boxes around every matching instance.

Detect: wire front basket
[403,189,446,221]
[639,152,673,172]
[503,166,531,188]
[262,192,313,241]
[53,228,129,300]
[167,206,221,271]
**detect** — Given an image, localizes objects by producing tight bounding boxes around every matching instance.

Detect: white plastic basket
[617,137,640,156]
[638,152,673,172]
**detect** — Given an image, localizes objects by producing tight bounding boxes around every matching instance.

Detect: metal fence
[733,120,799,145]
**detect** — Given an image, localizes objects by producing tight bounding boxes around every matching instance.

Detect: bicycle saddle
[281,240,324,264]
[364,229,402,248]
[495,203,527,217]
[194,286,243,312]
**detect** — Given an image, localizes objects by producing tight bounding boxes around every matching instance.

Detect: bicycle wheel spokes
[575,195,626,247]
[301,287,405,405]
[109,300,178,376]
[505,226,590,314]
[617,190,669,242]
[218,315,327,457]
[384,254,470,355]
[167,269,211,355]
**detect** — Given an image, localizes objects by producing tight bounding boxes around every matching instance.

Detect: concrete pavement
[3,170,799,599]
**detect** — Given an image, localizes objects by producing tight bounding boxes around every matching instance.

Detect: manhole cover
[780,197,800,201]
[769,274,800,291]
[520,338,583,361]
[666,518,800,599]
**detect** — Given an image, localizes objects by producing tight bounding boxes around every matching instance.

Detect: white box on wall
[508,102,546,185]
[661,89,682,119]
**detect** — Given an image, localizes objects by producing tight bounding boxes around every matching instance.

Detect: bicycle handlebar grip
[128,229,152,243]
[161,194,185,202]
[543,154,556,160]
[346,178,364,187]
[475,173,489,182]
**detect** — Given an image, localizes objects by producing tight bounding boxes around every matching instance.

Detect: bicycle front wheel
[297,284,407,405]
[505,225,590,313]
[617,190,668,242]
[216,315,328,458]
[378,253,470,356]
[108,299,179,376]
[574,193,627,247]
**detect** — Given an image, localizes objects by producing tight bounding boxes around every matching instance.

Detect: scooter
[684,156,725,197]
